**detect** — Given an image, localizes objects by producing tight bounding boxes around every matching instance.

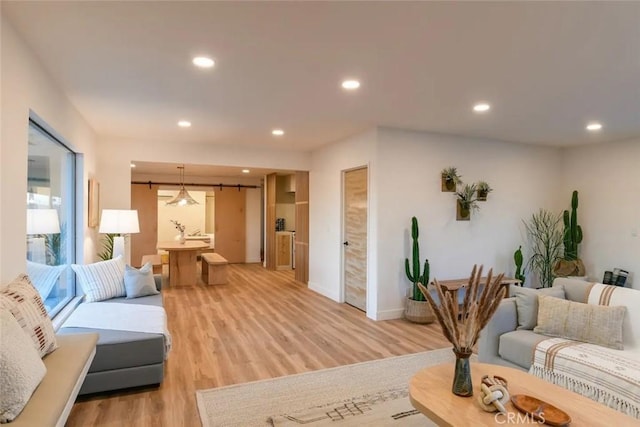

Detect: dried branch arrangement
[418,265,506,354]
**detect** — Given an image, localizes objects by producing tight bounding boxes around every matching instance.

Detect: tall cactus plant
[514,245,525,286]
[562,190,583,261]
[405,217,430,301]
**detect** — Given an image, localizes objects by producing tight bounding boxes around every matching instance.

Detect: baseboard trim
[308,281,341,302]
[375,308,405,321]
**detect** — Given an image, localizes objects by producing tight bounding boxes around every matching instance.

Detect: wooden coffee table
[409,362,636,426]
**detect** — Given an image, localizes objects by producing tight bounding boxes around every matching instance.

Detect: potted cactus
[441,167,462,192]
[514,245,525,286]
[553,190,586,278]
[404,217,434,324]
[476,181,493,201]
[455,183,479,221]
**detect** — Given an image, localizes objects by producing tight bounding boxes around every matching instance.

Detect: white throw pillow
[26,260,67,301]
[0,274,58,357]
[124,263,160,299]
[72,256,126,302]
[0,309,47,423]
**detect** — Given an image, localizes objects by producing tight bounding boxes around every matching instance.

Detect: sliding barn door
[131,183,159,267]
[214,187,246,263]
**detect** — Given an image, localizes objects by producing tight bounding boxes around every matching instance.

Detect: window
[26,120,76,316]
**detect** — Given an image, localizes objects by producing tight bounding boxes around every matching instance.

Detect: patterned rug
[196,348,468,427]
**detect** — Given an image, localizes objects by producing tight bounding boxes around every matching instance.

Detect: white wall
[375,128,563,319]
[309,126,563,320]
[561,138,640,288]
[309,128,379,317]
[0,16,99,282]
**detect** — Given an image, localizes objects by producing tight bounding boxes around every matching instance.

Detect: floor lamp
[98,209,140,260]
[26,209,61,264]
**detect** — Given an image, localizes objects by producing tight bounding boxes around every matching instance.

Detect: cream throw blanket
[529,337,640,419]
[62,302,172,357]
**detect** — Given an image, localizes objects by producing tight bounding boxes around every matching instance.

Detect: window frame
[27,117,78,317]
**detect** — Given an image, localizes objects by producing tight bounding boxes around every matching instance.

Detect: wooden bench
[141,254,163,274]
[201,253,228,285]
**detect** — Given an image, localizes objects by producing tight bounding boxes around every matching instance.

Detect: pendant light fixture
[166,165,199,206]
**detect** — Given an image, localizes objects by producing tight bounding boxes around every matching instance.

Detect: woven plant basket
[405,298,435,324]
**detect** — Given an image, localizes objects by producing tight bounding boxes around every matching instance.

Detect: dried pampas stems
[417,265,506,354]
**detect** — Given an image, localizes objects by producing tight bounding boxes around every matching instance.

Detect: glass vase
[179,231,186,244]
[452,350,473,397]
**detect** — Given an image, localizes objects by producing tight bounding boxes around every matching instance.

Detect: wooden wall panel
[295,171,309,283]
[131,183,159,267]
[265,173,277,270]
[214,187,246,263]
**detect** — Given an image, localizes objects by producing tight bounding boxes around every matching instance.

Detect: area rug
[196,348,471,427]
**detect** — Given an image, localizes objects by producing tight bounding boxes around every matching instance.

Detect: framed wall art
[88,179,100,228]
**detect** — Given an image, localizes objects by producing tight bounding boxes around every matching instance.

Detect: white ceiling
[4,2,640,152]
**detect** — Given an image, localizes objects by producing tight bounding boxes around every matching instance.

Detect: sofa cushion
[0,309,47,423]
[72,256,126,302]
[510,285,566,330]
[535,295,626,350]
[0,274,58,357]
[124,263,159,299]
[498,330,549,369]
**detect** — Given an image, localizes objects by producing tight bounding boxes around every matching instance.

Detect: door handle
[343,241,349,246]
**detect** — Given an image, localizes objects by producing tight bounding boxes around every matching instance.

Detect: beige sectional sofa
[479,278,640,418]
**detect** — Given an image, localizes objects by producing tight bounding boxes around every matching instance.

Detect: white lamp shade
[26,209,61,235]
[98,209,140,234]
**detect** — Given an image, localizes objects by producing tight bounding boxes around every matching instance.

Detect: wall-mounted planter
[441,175,457,192]
[441,167,461,192]
[456,200,471,221]
[476,181,492,201]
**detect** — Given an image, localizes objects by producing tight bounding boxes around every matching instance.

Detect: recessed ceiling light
[341,79,361,90]
[192,56,215,68]
[130,163,136,168]
[272,129,284,136]
[177,120,192,128]
[242,169,250,174]
[586,122,603,131]
[473,103,491,113]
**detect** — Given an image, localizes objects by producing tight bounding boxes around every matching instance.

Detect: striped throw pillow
[71,256,126,302]
[0,274,58,357]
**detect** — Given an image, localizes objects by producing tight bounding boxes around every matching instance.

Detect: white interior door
[343,167,368,312]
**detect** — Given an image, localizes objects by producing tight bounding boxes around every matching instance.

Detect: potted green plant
[404,217,434,324]
[476,181,493,201]
[455,183,479,221]
[98,233,117,261]
[553,190,586,278]
[524,209,563,287]
[441,167,462,192]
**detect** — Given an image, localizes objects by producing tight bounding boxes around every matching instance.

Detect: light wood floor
[67,263,449,426]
